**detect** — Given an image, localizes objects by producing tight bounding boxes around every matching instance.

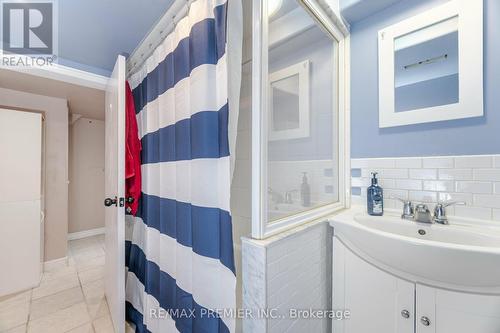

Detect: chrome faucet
[393,197,466,224]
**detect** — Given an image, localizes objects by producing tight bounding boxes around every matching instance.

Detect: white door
[416,284,500,333]
[104,55,126,333]
[333,237,415,333]
[0,109,42,297]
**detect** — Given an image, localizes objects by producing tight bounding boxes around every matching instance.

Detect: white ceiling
[57,0,175,75]
[0,69,105,120]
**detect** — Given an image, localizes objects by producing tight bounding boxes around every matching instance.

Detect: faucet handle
[440,201,466,208]
[391,196,414,220]
[433,201,466,224]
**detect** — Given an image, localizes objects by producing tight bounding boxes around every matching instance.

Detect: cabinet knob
[401,310,410,319]
[420,316,431,326]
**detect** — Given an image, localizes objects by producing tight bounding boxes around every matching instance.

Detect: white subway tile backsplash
[395,179,422,190]
[495,156,500,168]
[409,169,437,180]
[422,157,454,169]
[384,198,399,209]
[455,156,493,168]
[439,169,473,180]
[379,178,396,189]
[454,206,492,220]
[474,169,500,182]
[378,169,409,179]
[473,194,500,209]
[439,192,473,205]
[423,180,454,192]
[455,181,493,194]
[395,157,422,169]
[351,155,500,222]
[409,191,438,203]
[385,189,409,200]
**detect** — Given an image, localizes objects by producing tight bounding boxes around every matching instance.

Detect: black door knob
[104,197,117,207]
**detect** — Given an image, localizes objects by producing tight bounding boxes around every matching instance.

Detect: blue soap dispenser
[367,172,384,216]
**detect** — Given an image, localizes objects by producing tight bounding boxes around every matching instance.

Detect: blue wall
[349,0,500,158]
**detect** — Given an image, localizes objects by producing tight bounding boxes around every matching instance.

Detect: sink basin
[330,209,500,291]
[355,214,500,247]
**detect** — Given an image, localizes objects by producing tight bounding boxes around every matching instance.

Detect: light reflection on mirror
[394,16,459,113]
[265,0,338,223]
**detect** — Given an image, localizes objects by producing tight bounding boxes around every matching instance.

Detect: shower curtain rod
[126,0,195,77]
[127,0,348,77]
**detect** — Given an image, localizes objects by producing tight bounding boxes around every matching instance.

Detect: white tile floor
[0,235,133,333]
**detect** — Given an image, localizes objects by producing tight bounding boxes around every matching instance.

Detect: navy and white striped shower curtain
[125,0,240,332]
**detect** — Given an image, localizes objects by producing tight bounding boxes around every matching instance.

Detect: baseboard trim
[68,227,105,241]
[43,256,68,271]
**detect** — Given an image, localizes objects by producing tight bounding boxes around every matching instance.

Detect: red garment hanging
[125,81,142,215]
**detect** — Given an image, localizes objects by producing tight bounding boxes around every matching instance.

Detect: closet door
[0,109,42,296]
[104,55,126,333]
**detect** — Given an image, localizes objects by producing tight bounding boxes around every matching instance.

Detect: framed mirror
[378,0,483,128]
[269,60,310,141]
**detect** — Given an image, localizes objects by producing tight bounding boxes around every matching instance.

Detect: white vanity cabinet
[333,237,500,333]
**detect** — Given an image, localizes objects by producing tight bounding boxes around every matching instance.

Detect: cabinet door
[416,284,500,333]
[333,237,415,333]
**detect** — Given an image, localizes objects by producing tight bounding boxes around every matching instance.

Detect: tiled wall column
[242,221,332,333]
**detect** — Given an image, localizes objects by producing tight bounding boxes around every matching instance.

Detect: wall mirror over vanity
[378,0,483,127]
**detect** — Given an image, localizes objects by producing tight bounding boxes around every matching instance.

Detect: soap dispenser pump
[367,172,384,216]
